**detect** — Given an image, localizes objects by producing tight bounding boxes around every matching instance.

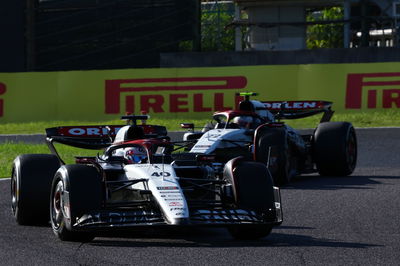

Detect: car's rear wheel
[313,122,357,176]
[50,164,102,242]
[223,158,275,240]
[11,154,60,225]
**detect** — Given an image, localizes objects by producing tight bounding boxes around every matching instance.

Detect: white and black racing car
[181,93,357,185]
[11,115,282,242]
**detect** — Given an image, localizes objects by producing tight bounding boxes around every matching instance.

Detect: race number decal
[152,172,171,177]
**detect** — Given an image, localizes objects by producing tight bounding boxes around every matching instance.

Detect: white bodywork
[123,163,189,224]
[113,125,129,143]
[188,100,274,154]
[104,124,190,225]
[190,129,252,154]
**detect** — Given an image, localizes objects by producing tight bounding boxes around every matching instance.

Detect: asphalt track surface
[0,128,399,265]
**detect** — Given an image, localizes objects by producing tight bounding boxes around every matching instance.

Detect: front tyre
[313,122,357,176]
[50,164,102,242]
[223,158,275,240]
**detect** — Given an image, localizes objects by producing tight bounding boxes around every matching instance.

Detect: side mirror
[180,123,194,132]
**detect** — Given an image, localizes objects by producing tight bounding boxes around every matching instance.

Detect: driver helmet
[124,146,147,164]
[232,116,253,128]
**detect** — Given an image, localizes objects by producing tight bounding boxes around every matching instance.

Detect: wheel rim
[51,180,64,230]
[10,171,17,214]
[346,130,357,171]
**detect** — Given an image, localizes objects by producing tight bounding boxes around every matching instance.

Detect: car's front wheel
[50,164,102,242]
[223,158,275,240]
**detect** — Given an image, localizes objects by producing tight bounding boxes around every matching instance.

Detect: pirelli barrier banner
[1,62,400,122]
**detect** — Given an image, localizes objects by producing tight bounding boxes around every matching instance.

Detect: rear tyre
[50,164,102,242]
[11,154,60,225]
[314,122,357,176]
[223,158,274,240]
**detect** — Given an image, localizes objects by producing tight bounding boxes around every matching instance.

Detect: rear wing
[46,124,168,165]
[46,125,120,150]
[45,114,169,164]
[46,125,168,149]
[261,100,334,122]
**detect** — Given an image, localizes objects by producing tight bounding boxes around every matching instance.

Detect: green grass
[1,110,399,135]
[0,142,100,178]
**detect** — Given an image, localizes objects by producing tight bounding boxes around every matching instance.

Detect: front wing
[73,207,283,230]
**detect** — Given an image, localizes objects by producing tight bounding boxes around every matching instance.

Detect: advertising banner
[1,62,399,122]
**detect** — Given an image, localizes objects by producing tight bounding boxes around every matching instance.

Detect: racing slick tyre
[255,126,296,185]
[50,164,102,242]
[313,122,357,176]
[11,154,61,225]
[223,157,275,240]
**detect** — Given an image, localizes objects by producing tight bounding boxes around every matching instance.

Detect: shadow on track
[89,227,381,249]
[282,175,397,190]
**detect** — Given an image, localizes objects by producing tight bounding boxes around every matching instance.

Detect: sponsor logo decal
[346,72,400,109]
[81,210,159,224]
[169,202,183,206]
[105,76,247,114]
[170,208,184,211]
[164,198,182,201]
[157,186,179,190]
[262,101,319,110]
[193,145,212,148]
[58,126,122,137]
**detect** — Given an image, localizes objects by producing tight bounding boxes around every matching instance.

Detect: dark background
[0,0,199,72]
[1,0,400,72]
